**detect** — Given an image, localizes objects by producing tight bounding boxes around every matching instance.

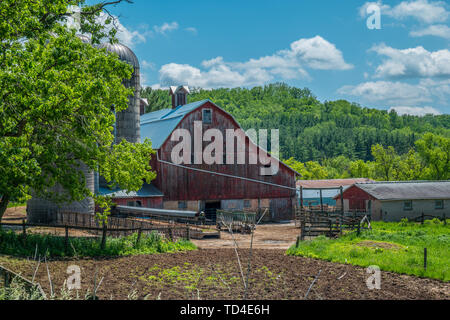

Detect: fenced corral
[216,210,257,234]
[295,205,371,240]
[0,264,46,299]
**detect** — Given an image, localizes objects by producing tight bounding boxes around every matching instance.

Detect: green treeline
[141,83,449,180]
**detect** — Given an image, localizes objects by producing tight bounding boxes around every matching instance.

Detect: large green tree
[415,133,450,180]
[0,0,156,221]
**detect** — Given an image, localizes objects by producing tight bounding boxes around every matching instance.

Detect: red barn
[110,88,299,221]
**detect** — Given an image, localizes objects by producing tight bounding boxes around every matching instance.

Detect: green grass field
[286,219,450,281]
[0,230,197,258]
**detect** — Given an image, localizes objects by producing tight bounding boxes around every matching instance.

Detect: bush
[0,230,196,258]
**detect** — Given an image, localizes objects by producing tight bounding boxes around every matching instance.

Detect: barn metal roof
[98,183,164,198]
[297,178,374,189]
[354,181,450,200]
[140,99,210,149]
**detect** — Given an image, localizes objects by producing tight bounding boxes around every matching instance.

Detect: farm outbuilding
[135,91,299,221]
[296,178,373,207]
[335,181,450,221]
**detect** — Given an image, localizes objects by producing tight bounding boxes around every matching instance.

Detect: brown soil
[2,206,27,222]
[0,249,448,300]
[192,222,300,250]
[356,240,403,250]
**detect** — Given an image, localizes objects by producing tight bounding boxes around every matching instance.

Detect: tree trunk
[0,194,10,225]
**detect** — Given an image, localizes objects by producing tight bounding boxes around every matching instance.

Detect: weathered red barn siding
[113,196,163,208]
[152,102,296,201]
[341,185,376,210]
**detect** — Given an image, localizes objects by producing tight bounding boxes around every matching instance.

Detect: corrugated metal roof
[300,186,352,199]
[98,183,164,198]
[297,178,373,189]
[355,181,450,200]
[140,99,210,149]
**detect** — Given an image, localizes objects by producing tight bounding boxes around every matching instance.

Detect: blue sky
[87,0,449,115]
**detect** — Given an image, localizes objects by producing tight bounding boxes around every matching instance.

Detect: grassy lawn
[286,219,450,281]
[0,230,196,258]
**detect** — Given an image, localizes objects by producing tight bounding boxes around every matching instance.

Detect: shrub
[0,230,196,258]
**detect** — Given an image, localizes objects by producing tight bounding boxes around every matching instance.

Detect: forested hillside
[141,83,450,180]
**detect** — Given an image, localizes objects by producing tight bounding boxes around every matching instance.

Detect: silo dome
[98,42,141,144]
[98,43,140,69]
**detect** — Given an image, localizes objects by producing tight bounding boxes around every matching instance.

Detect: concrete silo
[98,42,141,144]
[27,163,95,223]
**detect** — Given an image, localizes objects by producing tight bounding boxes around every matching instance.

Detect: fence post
[300,221,305,241]
[421,212,424,225]
[443,213,446,225]
[329,219,332,237]
[136,227,142,247]
[424,248,427,270]
[296,236,300,248]
[101,223,107,250]
[22,219,27,241]
[4,271,10,288]
[65,226,69,253]
[186,225,190,241]
[168,227,173,241]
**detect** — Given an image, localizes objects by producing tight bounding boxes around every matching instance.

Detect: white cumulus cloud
[360,0,449,24]
[338,81,431,105]
[410,24,450,39]
[158,36,352,88]
[153,22,179,35]
[338,79,450,112]
[65,6,149,48]
[370,44,450,78]
[388,106,442,115]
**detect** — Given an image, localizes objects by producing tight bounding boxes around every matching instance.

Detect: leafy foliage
[0,0,155,220]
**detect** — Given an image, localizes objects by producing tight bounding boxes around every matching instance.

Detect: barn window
[202,109,212,124]
[435,200,444,209]
[176,93,186,106]
[244,200,251,208]
[127,201,135,207]
[178,201,187,209]
[403,201,412,211]
[135,200,142,207]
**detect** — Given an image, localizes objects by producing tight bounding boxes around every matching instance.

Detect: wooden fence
[411,212,447,224]
[0,219,193,252]
[296,209,371,240]
[216,210,257,234]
